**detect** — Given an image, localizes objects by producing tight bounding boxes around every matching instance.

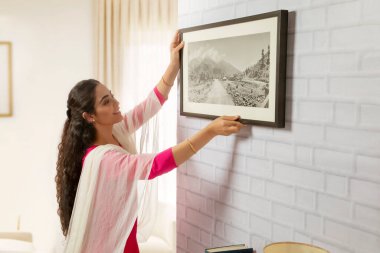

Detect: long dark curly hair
[55,79,100,236]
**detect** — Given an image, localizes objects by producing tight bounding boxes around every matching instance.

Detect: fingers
[221,115,240,121]
[172,30,178,42]
[174,41,184,52]
[226,121,245,128]
[171,31,183,52]
[227,126,240,133]
[223,116,246,134]
[171,30,180,44]
[226,123,245,134]
[220,126,239,136]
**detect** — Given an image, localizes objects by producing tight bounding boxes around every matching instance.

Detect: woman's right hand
[206,115,246,136]
[172,115,246,166]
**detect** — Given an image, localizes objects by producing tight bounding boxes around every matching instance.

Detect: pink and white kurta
[64,87,177,253]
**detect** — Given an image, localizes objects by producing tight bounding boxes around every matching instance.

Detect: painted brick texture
[177,1,380,253]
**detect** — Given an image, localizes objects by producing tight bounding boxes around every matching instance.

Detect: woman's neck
[93,125,119,146]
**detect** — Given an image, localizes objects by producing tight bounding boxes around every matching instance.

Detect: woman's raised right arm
[172,116,246,166]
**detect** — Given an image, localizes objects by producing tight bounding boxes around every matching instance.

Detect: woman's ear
[82,112,95,123]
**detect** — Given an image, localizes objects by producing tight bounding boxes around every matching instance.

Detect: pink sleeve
[100,150,156,180]
[153,86,167,105]
[148,147,177,180]
[122,89,163,134]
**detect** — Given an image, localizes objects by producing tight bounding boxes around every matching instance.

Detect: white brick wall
[177,1,380,253]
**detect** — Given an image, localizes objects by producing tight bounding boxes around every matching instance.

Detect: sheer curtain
[123,30,178,202]
[95,0,178,242]
[95,0,177,99]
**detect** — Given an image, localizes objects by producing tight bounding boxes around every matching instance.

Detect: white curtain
[95,0,178,243]
[122,28,178,207]
[95,0,177,98]
[119,0,177,206]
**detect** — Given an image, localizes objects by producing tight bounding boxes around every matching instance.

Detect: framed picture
[179,10,288,127]
[0,41,13,117]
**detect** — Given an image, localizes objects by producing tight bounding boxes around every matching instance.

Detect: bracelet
[162,76,173,87]
[186,138,197,154]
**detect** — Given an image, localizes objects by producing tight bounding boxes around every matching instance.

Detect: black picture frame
[179,10,288,128]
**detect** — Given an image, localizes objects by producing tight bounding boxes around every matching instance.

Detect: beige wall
[0,0,94,251]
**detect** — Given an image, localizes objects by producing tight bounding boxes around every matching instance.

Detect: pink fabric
[148,147,177,179]
[81,145,97,165]
[122,88,165,134]
[153,86,166,105]
[124,221,138,253]
[79,87,172,253]
[81,146,177,253]
[82,146,177,179]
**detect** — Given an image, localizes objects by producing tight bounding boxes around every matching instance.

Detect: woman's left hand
[170,30,184,69]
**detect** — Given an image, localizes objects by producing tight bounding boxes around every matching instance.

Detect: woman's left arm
[156,30,184,99]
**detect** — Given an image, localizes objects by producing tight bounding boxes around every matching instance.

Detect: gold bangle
[162,76,172,87]
[186,138,197,153]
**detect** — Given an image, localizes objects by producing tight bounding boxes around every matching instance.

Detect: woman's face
[92,84,123,125]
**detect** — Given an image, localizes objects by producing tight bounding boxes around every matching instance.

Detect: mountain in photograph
[243,45,270,83]
[189,57,240,82]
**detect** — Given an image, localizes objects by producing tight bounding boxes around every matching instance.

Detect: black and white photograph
[188,32,270,108]
[180,10,288,127]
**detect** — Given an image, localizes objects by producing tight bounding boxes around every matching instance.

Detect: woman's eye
[103,99,110,105]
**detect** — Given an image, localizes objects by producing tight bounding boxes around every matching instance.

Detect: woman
[55,31,245,253]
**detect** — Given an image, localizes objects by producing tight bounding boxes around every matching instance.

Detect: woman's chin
[116,114,123,122]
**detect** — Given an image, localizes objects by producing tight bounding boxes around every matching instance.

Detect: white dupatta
[64,91,162,253]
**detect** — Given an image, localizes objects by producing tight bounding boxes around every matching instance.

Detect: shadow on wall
[284,11,296,132]
[211,128,253,246]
